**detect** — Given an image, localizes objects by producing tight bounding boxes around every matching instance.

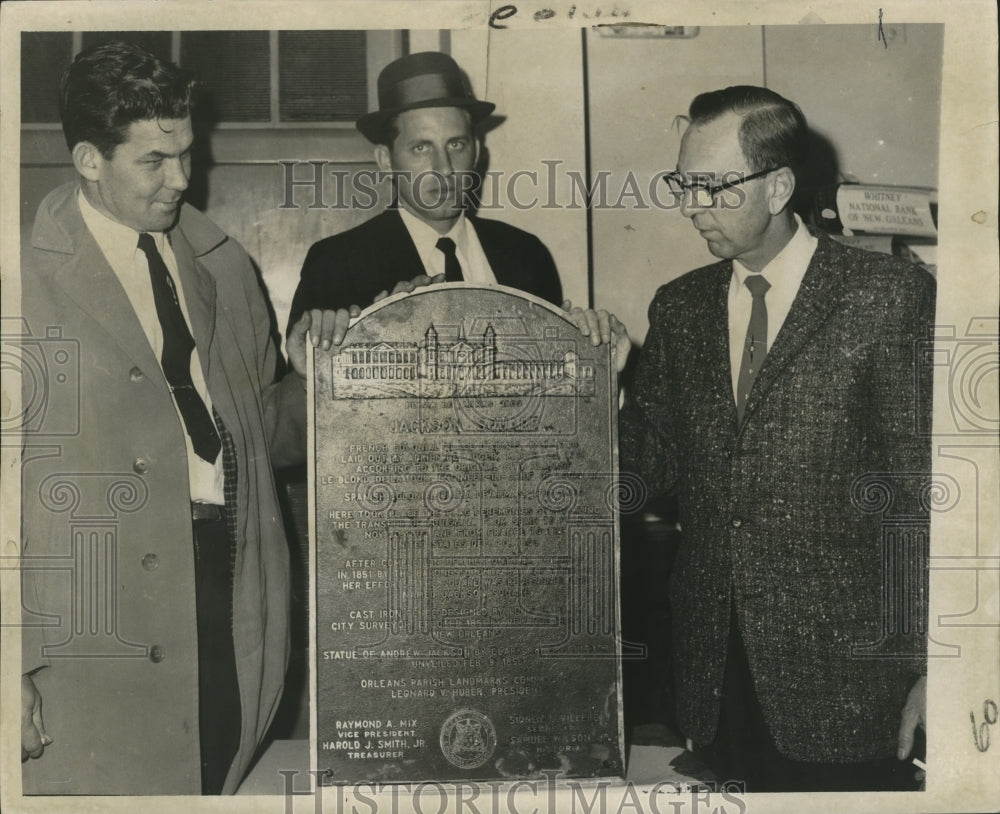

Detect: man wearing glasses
[620,86,934,791]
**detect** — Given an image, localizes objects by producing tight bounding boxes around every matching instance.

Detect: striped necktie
[137,232,221,463]
[736,274,770,424]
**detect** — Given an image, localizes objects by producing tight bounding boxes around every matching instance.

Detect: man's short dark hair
[59,40,195,158]
[689,86,808,178]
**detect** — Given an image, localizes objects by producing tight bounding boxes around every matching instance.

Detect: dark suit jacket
[287,208,562,332]
[620,232,935,763]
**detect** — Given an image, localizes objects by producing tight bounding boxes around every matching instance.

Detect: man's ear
[768,166,796,215]
[374,144,392,174]
[71,141,103,183]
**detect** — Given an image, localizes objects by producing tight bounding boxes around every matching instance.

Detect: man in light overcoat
[20,41,347,795]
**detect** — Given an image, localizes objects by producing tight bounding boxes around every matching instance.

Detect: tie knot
[436,236,457,257]
[137,232,158,257]
[744,274,770,298]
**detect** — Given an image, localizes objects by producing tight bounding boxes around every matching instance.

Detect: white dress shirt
[398,206,496,285]
[728,214,818,401]
[78,190,225,504]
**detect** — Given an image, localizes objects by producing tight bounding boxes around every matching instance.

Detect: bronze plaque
[309,285,626,784]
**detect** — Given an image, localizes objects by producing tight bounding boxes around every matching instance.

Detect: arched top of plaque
[317,283,614,406]
[356,281,568,324]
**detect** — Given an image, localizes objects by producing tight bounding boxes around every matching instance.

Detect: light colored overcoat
[21,182,303,794]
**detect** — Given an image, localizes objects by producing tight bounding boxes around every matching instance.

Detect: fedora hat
[356,51,496,143]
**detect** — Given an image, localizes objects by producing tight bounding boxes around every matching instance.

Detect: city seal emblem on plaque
[439,709,497,769]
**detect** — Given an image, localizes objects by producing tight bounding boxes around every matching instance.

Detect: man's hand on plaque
[563,301,631,374]
[289,307,359,370]
[373,273,446,303]
[897,675,927,784]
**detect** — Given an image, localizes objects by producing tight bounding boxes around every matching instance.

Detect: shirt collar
[397,205,467,255]
[732,213,817,289]
[77,188,167,267]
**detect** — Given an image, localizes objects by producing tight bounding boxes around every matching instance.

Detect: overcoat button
[129,367,145,382]
[149,645,165,663]
[731,517,743,528]
[133,457,150,475]
[141,553,159,571]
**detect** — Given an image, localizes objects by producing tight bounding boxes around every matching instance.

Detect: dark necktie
[436,236,463,282]
[736,274,771,424]
[137,232,221,463]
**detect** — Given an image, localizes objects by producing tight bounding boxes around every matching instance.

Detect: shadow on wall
[793,128,841,220]
[187,86,219,214]
[188,88,289,370]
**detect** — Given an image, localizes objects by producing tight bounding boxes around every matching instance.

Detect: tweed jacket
[286,208,563,331]
[21,183,303,794]
[620,232,935,763]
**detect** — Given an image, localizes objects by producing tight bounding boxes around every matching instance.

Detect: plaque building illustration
[331,322,596,399]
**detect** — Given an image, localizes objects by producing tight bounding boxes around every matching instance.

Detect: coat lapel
[32,185,225,384]
[740,235,849,427]
[696,264,740,434]
[473,218,529,292]
[168,226,218,380]
[31,188,162,373]
[473,218,507,282]
[381,208,425,276]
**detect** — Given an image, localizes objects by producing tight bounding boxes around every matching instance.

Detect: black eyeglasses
[661,167,780,208]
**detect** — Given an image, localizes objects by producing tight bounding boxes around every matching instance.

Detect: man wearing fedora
[286,51,563,330]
